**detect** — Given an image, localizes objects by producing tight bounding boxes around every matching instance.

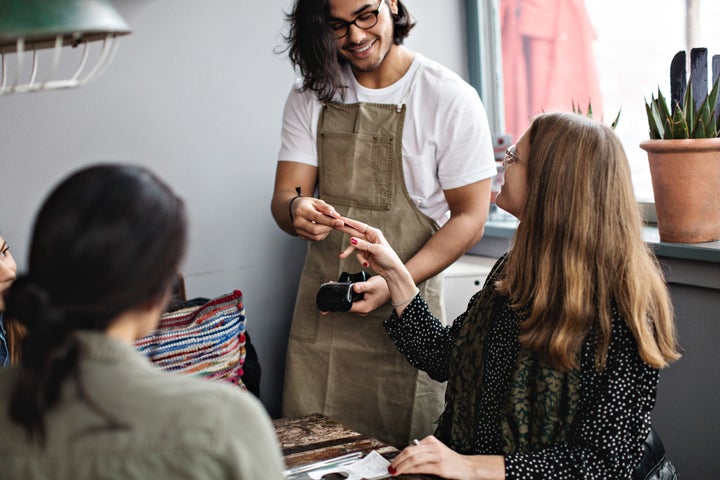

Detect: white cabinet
[442,255,497,324]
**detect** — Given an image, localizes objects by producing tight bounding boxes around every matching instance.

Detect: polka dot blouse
[384,258,659,479]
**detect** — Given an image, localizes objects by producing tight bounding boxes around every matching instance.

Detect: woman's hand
[389,436,506,480]
[347,275,391,315]
[318,276,391,316]
[334,217,418,314]
[334,217,405,276]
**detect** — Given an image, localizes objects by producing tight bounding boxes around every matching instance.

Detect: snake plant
[645,48,720,140]
[645,74,720,139]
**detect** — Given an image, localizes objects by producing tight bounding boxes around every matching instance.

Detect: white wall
[0,0,468,417]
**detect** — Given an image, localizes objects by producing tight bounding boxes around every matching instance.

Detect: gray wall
[0,0,468,418]
[651,258,720,479]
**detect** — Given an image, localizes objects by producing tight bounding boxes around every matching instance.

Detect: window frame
[464,0,504,134]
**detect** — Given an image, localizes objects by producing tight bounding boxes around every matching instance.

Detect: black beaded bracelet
[288,186,302,223]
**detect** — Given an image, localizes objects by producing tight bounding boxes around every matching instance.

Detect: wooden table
[273,413,439,479]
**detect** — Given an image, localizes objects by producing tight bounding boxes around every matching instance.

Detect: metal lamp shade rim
[0,0,131,50]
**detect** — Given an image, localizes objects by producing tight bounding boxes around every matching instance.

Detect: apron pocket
[318,131,394,210]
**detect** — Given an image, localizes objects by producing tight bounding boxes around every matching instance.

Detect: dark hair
[4,164,187,444]
[282,0,415,102]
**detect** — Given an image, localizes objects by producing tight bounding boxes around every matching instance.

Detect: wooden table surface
[273,413,439,479]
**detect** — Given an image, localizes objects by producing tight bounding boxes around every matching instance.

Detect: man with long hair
[271,0,496,447]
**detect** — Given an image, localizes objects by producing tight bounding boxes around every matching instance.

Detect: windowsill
[483,218,519,239]
[473,220,720,264]
[641,226,720,263]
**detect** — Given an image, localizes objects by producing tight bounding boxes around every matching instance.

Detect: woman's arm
[384,294,470,382]
[337,221,468,381]
[389,435,505,480]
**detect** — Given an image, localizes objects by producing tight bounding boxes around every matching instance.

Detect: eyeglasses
[503,145,525,168]
[328,0,384,39]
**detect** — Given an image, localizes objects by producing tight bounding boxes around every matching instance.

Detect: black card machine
[316,271,371,312]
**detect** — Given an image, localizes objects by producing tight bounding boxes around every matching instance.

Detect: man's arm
[271,160,343,240]
[345,178,491,315]
[404,178,491,284]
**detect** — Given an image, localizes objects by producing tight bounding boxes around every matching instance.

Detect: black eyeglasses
[328,0,384,39]
[503,145,525,168]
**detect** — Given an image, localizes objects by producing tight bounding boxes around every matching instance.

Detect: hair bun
[5,276,65,333]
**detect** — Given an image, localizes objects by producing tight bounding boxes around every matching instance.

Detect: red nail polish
[351,238,358,245]
[388,465,397,476]
[363,262,369,268]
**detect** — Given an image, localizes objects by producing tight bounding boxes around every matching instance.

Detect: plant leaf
[611,107,622,130]
[645,98,663,139]
[683,82,695,133]
[694,96,713,137]
[707,76,720,136]
[657,87,672,124]
[671,104,689,138]
[693,117,707,138]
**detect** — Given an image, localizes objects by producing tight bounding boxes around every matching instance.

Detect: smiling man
[271,0,496,447]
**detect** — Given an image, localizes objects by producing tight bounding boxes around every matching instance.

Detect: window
[470,0,720,202]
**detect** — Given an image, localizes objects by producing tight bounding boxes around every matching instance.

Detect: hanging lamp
[0,0,131,95]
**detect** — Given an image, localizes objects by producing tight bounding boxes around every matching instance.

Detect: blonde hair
[497,112,680,371]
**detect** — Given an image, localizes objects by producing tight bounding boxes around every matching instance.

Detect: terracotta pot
[640,138,720,243]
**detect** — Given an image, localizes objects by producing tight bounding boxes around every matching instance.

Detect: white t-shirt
[277,53,496,226]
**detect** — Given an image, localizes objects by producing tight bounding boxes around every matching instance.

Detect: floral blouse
[384,256,658,479]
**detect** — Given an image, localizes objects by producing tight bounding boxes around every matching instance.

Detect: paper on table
[284,452,364,479]
[308,450,391,480]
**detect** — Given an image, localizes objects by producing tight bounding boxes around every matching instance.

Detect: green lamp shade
[0,0,131,51]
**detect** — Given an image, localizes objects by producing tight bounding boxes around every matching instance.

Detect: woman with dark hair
[273,0,496,447]
[0,233,20,366]
[0,164,285,479]
[336,112,680,478]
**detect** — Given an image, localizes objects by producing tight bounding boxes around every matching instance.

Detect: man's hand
[272,161,344,238]
[290,197,344,241]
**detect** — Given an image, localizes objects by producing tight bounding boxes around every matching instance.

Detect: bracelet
[392,287,420,308]
[288,186,302,223]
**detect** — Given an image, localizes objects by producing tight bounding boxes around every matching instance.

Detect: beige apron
[282,71,447,448]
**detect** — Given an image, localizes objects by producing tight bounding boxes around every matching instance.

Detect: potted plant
[641,48,720,243]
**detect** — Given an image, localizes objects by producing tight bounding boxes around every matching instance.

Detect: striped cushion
[135,290,247,387]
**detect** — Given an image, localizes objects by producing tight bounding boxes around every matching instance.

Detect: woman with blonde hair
[336,112,680,479]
